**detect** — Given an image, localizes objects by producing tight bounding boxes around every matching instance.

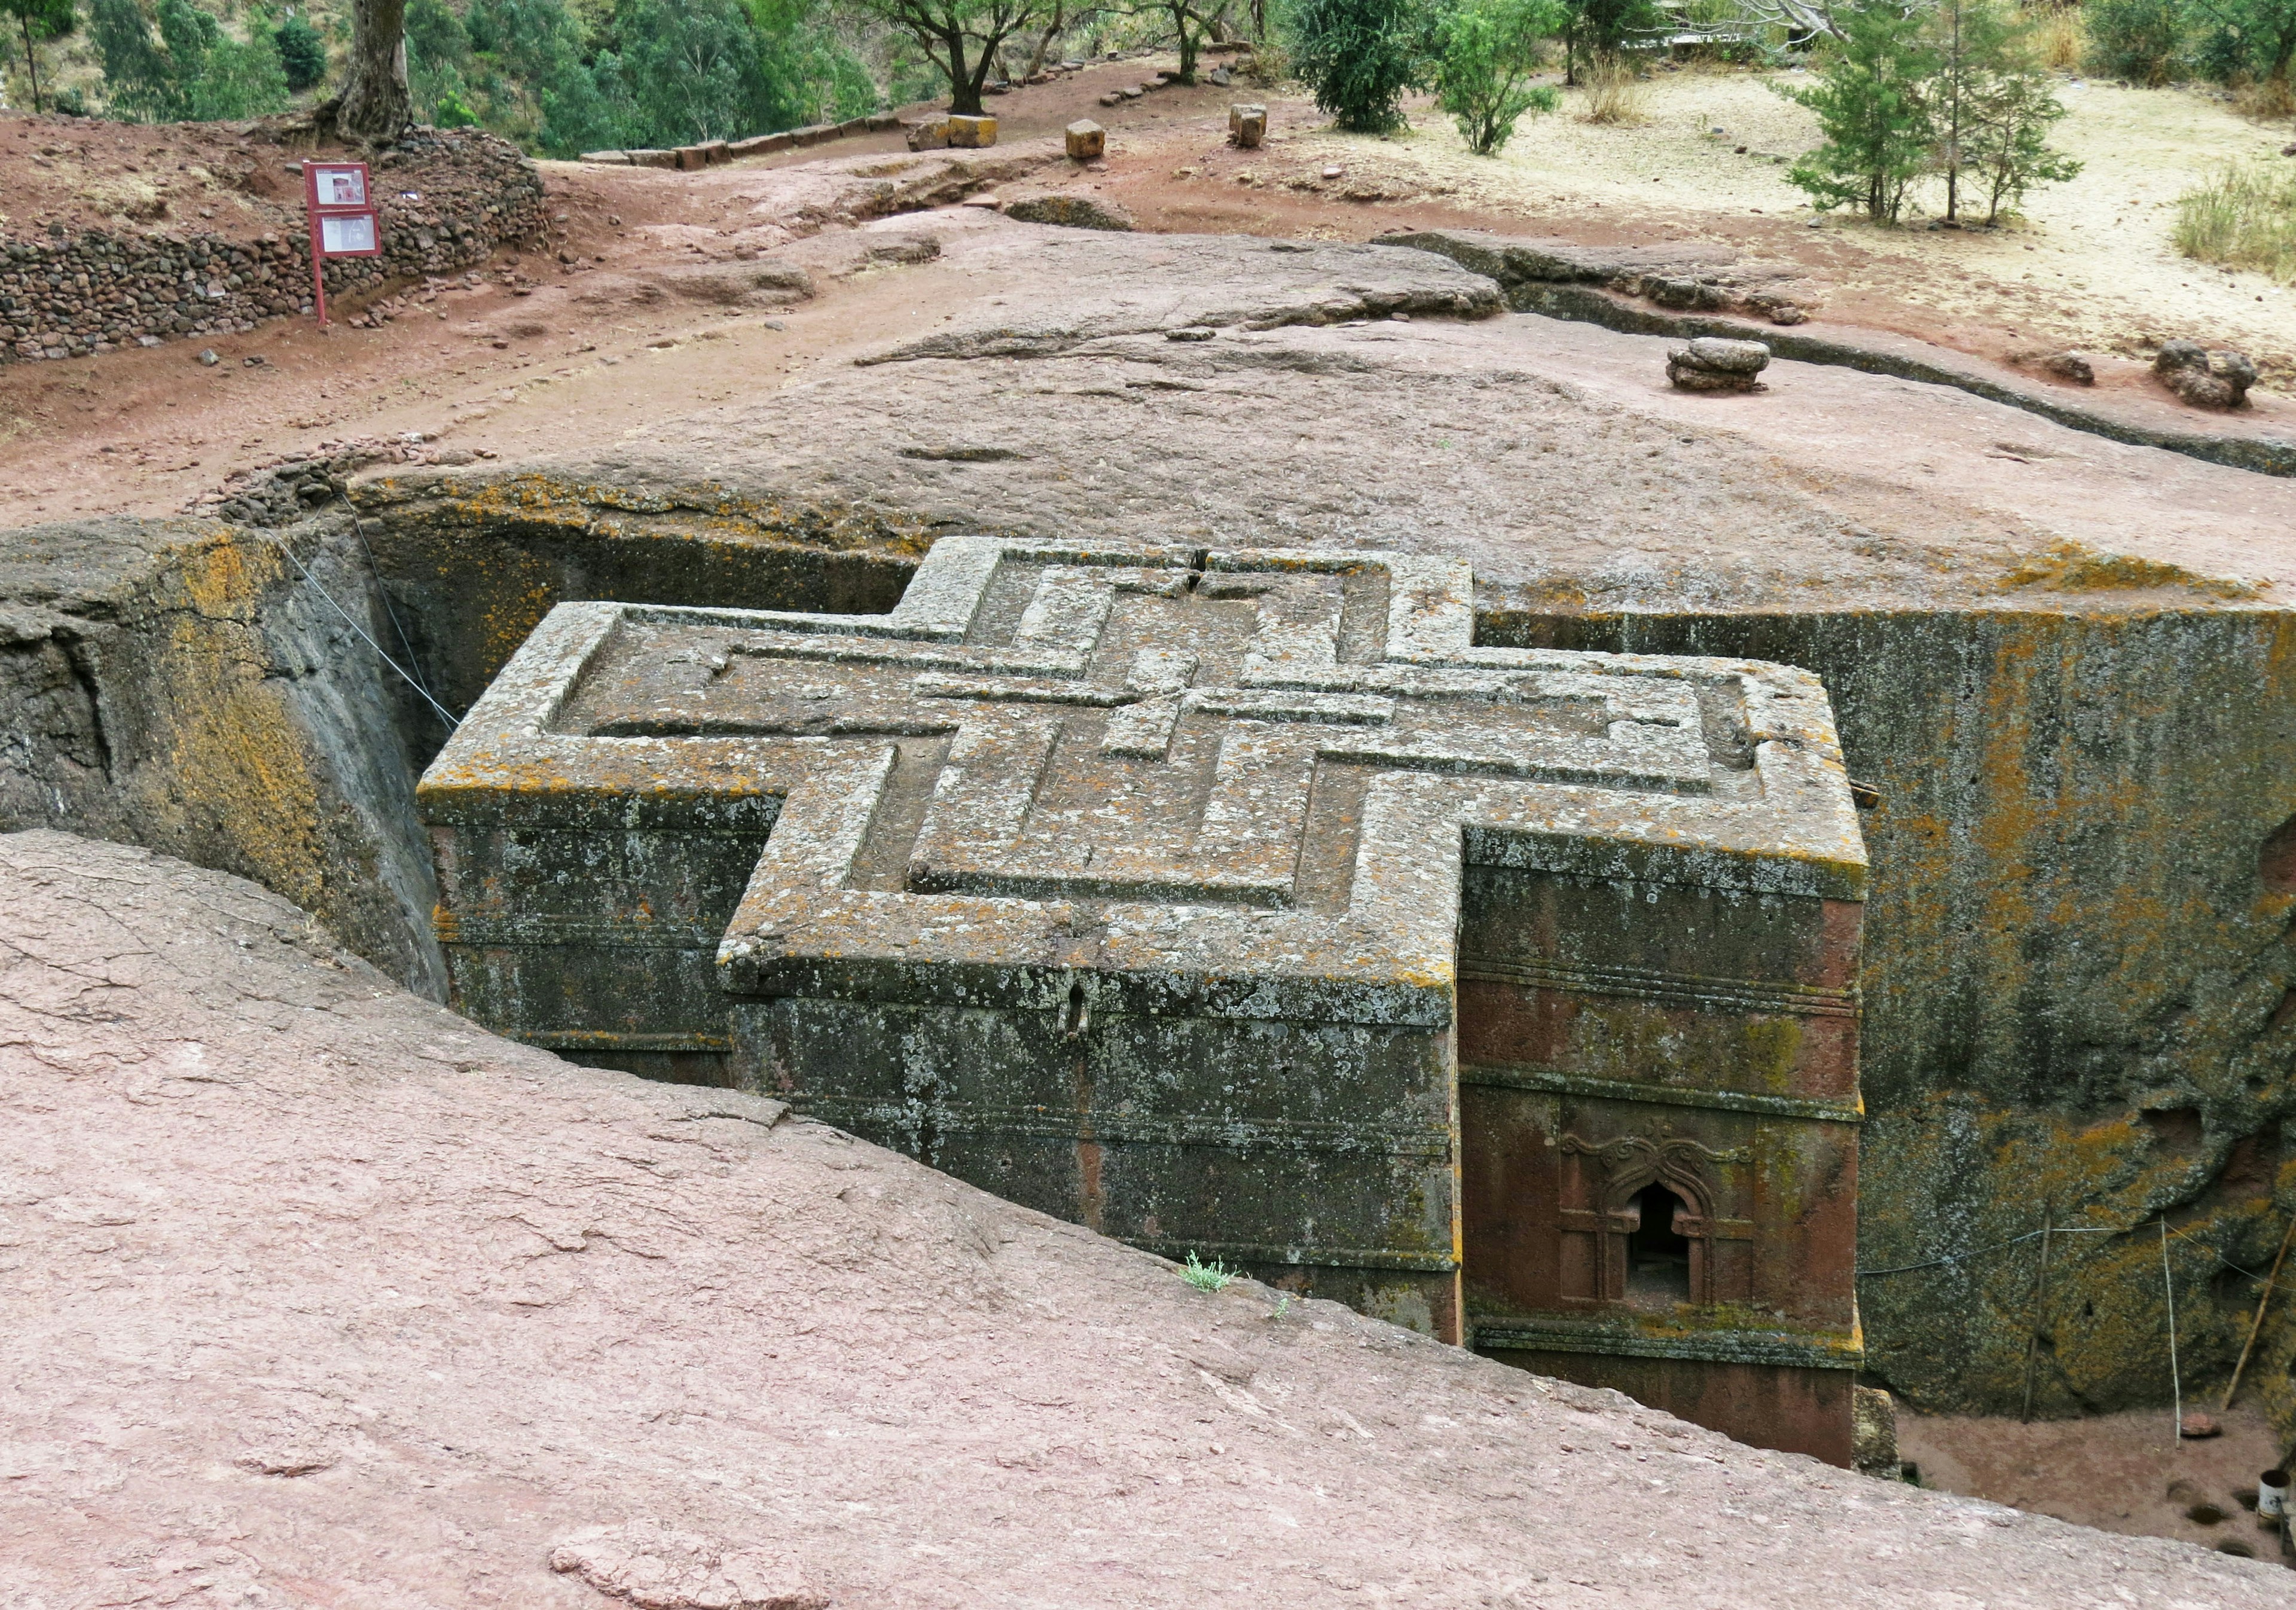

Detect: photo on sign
[319,212,378,254]
[316,169,367,206]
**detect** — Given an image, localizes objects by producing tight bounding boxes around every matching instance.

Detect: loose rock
[1229,103,1267,148]
[947,113,997,149]
[2154,339,2257,410]
[1065,120,1106,162]
[549,1522,825,1610]
[2042,351,2096,385]
[1667,337,1771,393]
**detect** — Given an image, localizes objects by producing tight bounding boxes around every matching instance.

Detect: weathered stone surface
[1668,337,1770,392]
[1064,118,1105,161]
[1003,191,1135,230]
[1387,227,1735,291]
[947,113,997,148]
[549,1523,824,1609]
[904,116,949,152]
[2156,339,2259,410]
[421,537,1869,1457]
[2044,350,2096,384]
[848,231,1501,362]
[4,829,2277,1606]
[1229,102,1267,148]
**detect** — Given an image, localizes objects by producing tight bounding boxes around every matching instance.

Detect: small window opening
[1626,1184,1692,1306]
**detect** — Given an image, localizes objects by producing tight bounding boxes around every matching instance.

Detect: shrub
[1281,0,1428,132]
[1181,1252,1236,1292]
[274,10,324,90]
[2175,160,2296,280]
[2084,0,2188,83]
[1781,0,1938,221]
[1435,0,1565,153]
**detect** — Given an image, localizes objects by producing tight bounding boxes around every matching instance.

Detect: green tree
[90,0,291,120]
[1964,43,2080,221]
[839,0,1051,114]
[1929,0,2016,223]
[2084,0,2187,84]
[1282,0,1427,132]
[1558,0,1654,83]
[275,10,325,88]
[2188,0,2296,94]
[1781,0,1938,222]
[1434,0,1564,154]
[2,0,74,111]
[615,0,792,141]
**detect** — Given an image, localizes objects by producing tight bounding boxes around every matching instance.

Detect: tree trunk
[945,30,982,114]
[19,16,42,114]
[337,0,413,142]
[1175,1,1199,81]
[1023,4,1064,78]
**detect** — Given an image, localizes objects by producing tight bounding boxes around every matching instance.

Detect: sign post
[301,160,381,326]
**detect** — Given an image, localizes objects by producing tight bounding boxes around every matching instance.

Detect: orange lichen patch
[1997,539,2264,600]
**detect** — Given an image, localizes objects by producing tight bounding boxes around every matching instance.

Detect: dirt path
[1901,1404,2291,1564]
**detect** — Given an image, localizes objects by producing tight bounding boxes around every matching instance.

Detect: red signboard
[303,160,381,326]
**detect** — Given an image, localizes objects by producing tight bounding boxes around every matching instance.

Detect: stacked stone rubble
[1,129,546,363]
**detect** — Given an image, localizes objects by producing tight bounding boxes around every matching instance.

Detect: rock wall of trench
[0,481,921,1000]
[1485,605,2296,1429]
[7,487,2296,1436]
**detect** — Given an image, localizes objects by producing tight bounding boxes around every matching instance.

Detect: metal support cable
[265,531,462,731]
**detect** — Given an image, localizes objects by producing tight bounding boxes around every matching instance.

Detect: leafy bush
[90,0,291,120]
[2190,0,2296,96]
[1434,0,1564,153]
[2084,0,2187,83]
[2175,160,2296,280]
[274,10,324,90]
[1781,0,1938,221]
[1281,0,1428,132]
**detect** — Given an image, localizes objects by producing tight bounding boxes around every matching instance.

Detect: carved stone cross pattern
[423,537,1866,1424]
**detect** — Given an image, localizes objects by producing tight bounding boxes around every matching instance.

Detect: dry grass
[2231,73,2296,122]
[1578,52,1648,125]
[2023,4,2084,71]
[2173,161,2296,282]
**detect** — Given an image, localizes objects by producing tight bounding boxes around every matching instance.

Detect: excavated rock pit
[2,827,2287,1607]
[9,219,2296,1462]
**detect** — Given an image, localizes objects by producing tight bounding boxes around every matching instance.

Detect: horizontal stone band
[1458,1060,1864,1124]
[1127,1235,1457,1273]
[1470,1318,1863,1371]
[522,1029,732,1053]
[1458,955,1857,1018]
[786,1093,1455,1157]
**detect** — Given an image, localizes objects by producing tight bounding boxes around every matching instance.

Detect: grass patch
[2174,161,2296,283]
[1578,52,1649,125]
[1181,1251,1236,1292]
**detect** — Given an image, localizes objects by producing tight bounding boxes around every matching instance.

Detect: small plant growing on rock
[1435,0,1565,154]
[1181,1251,1236,1292]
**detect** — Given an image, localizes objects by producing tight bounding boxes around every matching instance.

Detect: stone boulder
[2155,339,2258,410]
[1668,336,1771,393]
[1002,192,1136,231]
[1065,119,1105,162]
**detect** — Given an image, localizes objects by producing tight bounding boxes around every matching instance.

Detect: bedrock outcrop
[8,219,2296,1437]
[1,829,2282,1608]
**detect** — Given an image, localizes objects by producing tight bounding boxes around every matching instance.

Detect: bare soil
[1901,1404,2294,1566]
[4,57,2293,530]
[3,826,2288,1608]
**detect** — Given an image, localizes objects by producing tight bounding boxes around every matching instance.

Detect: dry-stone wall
[1,129,545,363]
